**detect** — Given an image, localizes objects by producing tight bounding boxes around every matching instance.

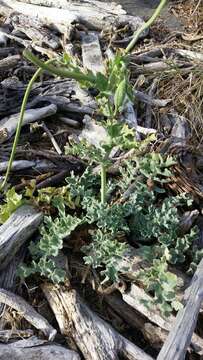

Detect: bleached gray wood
[134,90,171,107]
[0,54,21,71]
[0,160,35,172]
[0,289,56,340]
[81,32,105,75]
[1,0,147,36]
[0,249,25,291]
[0,205,43,270]
[14,0,125,15]
[0,338,80,360]
[42,283,154,360]
[118,246,203,355]
[179,210,199,234]
[175,49,203,62]
[123,283,173,331]
[1,0,120,31]
[157,258,203,360]
[0,104,57,143]
[11,14,60,49]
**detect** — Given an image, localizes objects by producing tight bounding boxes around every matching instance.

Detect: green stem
[23,49,96,84]
[101,164,107,204]
[0,58,54,191]
[125,0,167,54]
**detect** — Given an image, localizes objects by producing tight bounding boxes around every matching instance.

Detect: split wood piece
[11,14,61,50]
[0,77,77,116]
[0,205,43,270]
[14,0,125,15]
[102,289,168,349]
[0,337,80,360]
[0,29,8,47]
[2,0,146,36]
[0,1,77,32]
[134,90,171,107]
[69,256,201,352]
[171,113,191,144]
[0,160,35,173]
[1,0,122,31]
[157,258,203,360]
[0,104,57,144]
[118,246,203,352]
[122,101,140,140]
[0,329,34,342]
[119,283,203,356]
[0,248,25,314]
[81,32,105,75]
[0,159,62,174]
[0,289,56,341]
[30,96,95,116]
[0,55,21,72]
[175,49,203,62]
[145,79,158,128]
[131,61,194,75]
[179,210,199,235]
[42,283,154,360]
[104,291,168,349]
[58,116,80,128]
[0,248,25,291]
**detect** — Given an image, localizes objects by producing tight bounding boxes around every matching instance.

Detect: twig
[42,122,62,155]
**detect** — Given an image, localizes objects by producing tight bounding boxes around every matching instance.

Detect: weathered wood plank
[81,32,105,75]
[0,104,57,143]
[13,0,125,15]
[157,258,203,360]
[0,55,21,72]
[42,283,154,360]
[0,205,43,270]
[0,337,80,360]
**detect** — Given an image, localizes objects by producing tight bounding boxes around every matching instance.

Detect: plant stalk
[23,49,96,84]
[0,59,54,191]
[101,164,107,204]
[125,0,167,54]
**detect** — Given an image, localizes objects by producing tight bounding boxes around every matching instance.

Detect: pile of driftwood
[0,0,203,359]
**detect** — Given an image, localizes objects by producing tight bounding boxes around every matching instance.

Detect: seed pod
[114,78,127,115]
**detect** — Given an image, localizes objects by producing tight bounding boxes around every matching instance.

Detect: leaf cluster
[0,187,23,224]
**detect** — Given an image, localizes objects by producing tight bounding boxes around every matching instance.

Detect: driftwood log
[0,104,57,143]
[0,55,21,72]
[157,258,203,360]
[0,336,80,360]
[0,248,25,291]
[0,205,43,270]
[0,0,145,34]
[42,283,154,360]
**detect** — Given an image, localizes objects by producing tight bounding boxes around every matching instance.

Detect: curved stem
[125,0,167,54]
[101,164,107,204]
[23,49,96,84]
[0,58,54,191]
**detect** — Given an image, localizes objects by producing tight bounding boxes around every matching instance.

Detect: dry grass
[156,69,203,145]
